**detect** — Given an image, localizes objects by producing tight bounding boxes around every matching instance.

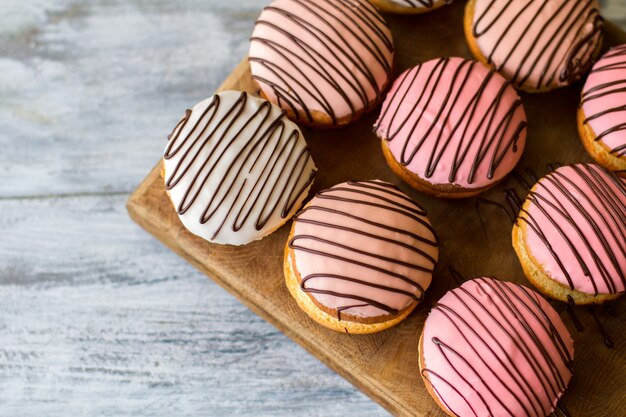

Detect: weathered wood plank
[601,0,626,28]
[0,0,267,197]
[0,195,388,416]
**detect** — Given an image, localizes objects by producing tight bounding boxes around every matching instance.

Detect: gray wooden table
[1,1,624,416]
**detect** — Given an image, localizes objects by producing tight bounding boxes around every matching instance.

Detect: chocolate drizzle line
[603,302,618,317]
[581,44,626,156]
[565,296,584,332]
[164,91,315,241]
[477,165,559,230]
[250,0,393,126]
[391,0,452,8]
[588,306,615,348]
[565,295,618,349]
[375,57,526,184]
[422,278,573,417]
[504,188,523,214]
[475,188,522,237]
[550,402,572,417]
[448,265,466,287]
[473,0,603,90]
[516,163,626,295]
[289,180,438,319]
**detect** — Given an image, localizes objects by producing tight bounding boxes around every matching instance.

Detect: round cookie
[369,0,452,15]
[578,44,626,173]
[284,180,439,334]
[464,0,603,93]
[374,57,527,198]
[249,0,394,128]
[163,90,317,246]
[419,277,574,417]
[513,163,626,304]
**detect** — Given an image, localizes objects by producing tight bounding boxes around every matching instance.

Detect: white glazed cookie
[163,90,317,246]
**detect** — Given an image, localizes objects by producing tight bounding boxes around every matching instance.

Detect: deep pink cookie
[375,57,527,198]
[513,163,626,304]
[578,44,626,173]
[420,277,574,417]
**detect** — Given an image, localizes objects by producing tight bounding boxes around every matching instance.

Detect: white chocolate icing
[163,91,316,245]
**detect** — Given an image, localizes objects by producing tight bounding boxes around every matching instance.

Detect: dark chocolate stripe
[250,0,393,126]
[288,180,438,319]
[164,91,316,241]
[374,57,526,184]
[387,0,452,8]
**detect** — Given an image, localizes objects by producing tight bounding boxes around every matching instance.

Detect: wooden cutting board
[127,2,626,416]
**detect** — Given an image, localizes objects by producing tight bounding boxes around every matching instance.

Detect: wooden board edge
[125,164,415,416]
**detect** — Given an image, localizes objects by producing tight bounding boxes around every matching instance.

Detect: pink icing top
[520,164,626,295]
[422,278,574,417]
[289,180,438,319]
[471,0,603,91]
[581,44,626,157]
[374,57,527,189]
[249,0,394,126]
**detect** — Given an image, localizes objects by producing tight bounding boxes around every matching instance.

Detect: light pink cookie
[249,0,394,128]
[284,180,438,333]
[464,0,603,92]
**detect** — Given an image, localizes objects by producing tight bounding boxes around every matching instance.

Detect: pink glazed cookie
[374,57,527,198]
[578,45,626,173]
[284,180,439,334]
[419,277,574,417]
[464,0,603,93]
[249,0,394,128]
[513,163,626,305]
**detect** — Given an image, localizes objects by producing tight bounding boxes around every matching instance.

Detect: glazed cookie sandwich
[513,163,626,304]
[163,90,316,245]
[375,57,527,198]
[284,180,438,333]
[464,0,603,92]
[249,0,395,128]
[578,44,626,173]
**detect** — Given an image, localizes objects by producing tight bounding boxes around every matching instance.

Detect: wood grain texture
[2,0,626,416]
[128,3,626,417]
[0,194,387,417]
[0,0,261,197]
